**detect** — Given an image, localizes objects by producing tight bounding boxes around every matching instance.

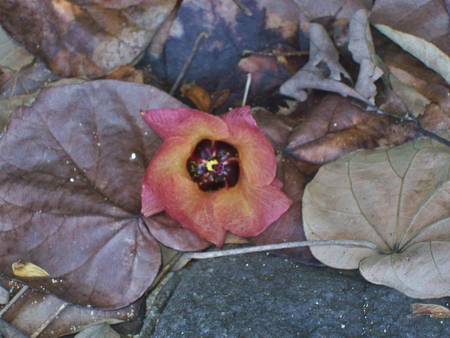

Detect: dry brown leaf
[106,66,143,83]
[304,133,450,298]
[0,0,176,77]
[410,303,450,318]
[180,83,211,112]
[0,278,143,337]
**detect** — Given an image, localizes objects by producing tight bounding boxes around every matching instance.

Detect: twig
[149,251,183,289]
[233,0,252,16]
[174,239,382,269]
[0,285,28,318]
[169,32,208,96]
[242,49,309,57]
[408,113,450,147]
[31,302,68,338]
[242,73,251,106]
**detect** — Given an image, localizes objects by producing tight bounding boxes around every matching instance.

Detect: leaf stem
[182,239,383,261]
[170,32,208,96]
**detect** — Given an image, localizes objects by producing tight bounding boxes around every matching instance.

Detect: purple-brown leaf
[0,80,193,309]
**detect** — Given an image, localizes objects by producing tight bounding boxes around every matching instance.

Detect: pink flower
[141,106,292,247]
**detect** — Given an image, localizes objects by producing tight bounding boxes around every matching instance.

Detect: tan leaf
[12,262,49,278]
[0,26,35,72]
[303,133,450,298]
[410,303,450,318]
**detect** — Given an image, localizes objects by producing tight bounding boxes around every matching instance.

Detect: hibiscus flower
[141,106,292,247]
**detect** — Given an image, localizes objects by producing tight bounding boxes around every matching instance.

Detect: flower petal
[141,136,192,217]
[222,106,276,186]
[214,175,293,237]
[158,173,228,247]
[142,108,229,141]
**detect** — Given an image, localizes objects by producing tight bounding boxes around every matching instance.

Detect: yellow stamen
[205,159,219,171]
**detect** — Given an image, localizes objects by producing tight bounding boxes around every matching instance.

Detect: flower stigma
[187,139,240,192]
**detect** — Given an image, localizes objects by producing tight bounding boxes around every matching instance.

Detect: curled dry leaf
[304,133,450,298]
[280,23,369,103]
[410,303,450,318]
[370,0,450,55]
[12,262,49,277]
[0,80,206,309]
[375,23,450,85]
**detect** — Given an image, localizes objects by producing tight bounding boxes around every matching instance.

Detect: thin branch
[413,116,450,147]
[182,239,382,261]
[233,0,253,16]
[0,285,28,318]
[170,32,208,96]
[242,73,251,106]
[30,302,68,338]
[242,49,309,57]
[149,251,183,289]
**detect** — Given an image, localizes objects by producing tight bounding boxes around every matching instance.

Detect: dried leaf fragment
[180,83,211,112]
[410,303,450,318]
[75,323,120,338]
[12,262,49,277]
[0,285,9,305]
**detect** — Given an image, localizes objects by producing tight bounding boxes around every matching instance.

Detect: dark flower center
[186,139,240,192]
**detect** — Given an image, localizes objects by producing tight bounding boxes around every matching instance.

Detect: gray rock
[151,252,450,338]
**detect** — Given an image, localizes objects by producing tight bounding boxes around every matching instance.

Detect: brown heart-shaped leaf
[0,80,205,309]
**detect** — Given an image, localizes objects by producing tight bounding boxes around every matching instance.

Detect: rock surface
[148,251,450,338]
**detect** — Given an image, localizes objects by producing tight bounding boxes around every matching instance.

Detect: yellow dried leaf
[410,303,450,318]
[12,261,49,277]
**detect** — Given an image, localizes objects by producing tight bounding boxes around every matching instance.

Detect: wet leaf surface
[0,80,205,309]
[304,133,450,298]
